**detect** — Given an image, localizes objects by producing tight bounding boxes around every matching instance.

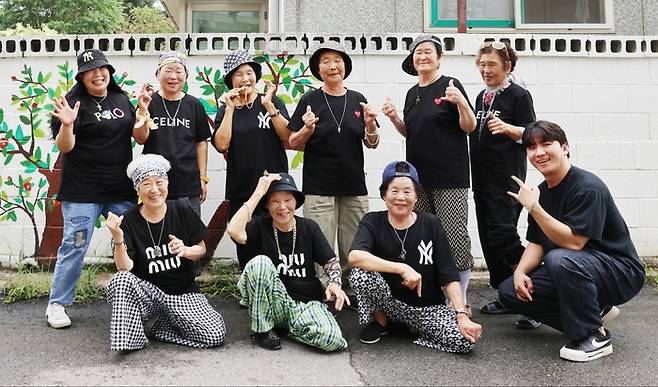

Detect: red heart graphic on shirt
[354,110,361,118]
[434,97,442,105]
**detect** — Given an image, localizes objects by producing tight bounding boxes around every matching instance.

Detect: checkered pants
[238,255,347,352]
[107,271,226,351]
[416,187,474,271]
[350,268,473,353]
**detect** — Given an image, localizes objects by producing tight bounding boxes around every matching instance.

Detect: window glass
[439,0,513,21]
[521,0,606,24]
[192,10,260,33]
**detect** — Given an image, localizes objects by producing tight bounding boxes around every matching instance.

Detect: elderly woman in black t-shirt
[46,49,139,330]
[470,42,540,330]
[382,35,476,311]
[349,161,481,353]
[212,50,292,268]
[227,172,349,351]
[105,154,225,351]
[287,41,380,290]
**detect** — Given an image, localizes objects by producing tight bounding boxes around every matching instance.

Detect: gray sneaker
[46,303,71,328]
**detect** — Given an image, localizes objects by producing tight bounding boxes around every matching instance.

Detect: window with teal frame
[428,0,514,29]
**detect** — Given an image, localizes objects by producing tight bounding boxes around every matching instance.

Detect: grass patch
[645,265,658,289]
[3,264,52,304]
[200,263,240,300]
[3,263,110,304]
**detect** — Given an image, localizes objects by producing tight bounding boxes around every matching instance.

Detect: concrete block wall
[0,33,656,267]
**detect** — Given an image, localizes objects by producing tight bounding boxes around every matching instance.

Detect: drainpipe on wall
[457,0,467,33]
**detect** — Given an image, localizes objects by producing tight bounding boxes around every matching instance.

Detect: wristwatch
[200,175,209,183]
[455,308,469,317]
[268,109,280,118]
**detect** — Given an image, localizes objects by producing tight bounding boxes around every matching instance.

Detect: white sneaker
[46,303,71,328]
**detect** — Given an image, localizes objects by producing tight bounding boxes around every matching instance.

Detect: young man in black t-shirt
[500,121,645,362]
[349,161,481,353]
[105,154,225,351]
[227,172,349,351]
[133,52,211,216]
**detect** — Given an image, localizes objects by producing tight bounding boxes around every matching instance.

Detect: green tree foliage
[123,0,154,9]
[0,23,59,37]
[123,6,176,34]
[0,0,126,34]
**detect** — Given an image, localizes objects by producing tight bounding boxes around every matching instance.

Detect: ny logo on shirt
[417,240,433,265]
[257,111,271,130]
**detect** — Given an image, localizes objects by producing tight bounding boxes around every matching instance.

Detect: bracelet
[455,308,469,317]
[111,239,125,245]
[364,128,379,137]
[365,133,380,147]
[268,109,280,118]
[200,175,209,183]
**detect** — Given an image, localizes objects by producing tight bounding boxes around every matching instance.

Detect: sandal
[480,300,513,315]
[515,315,541,330]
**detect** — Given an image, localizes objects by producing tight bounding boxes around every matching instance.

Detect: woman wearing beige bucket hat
[382,35,477,312]
[287,41,380,295]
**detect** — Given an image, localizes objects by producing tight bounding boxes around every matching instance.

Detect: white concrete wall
[0,33,656,267]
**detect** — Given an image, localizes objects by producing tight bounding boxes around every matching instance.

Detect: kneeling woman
[106,154,225,351]
[227,172,349,351]
[349,161,482,353]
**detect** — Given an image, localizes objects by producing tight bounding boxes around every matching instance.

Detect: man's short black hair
[522,120,570,158]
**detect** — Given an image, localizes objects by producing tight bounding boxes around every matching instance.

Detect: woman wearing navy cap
[349,161,481,353]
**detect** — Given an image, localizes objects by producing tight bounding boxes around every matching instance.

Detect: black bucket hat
[309,41,352,81]
[402,35,443,76]
[75,49,116,81]
[263,173,305,209]
[223,50,262,89]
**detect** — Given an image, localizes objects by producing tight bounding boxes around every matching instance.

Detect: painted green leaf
[4,154,13,165]
[43,72,52,83]
[279,94,293,104]
[287,58,299,65]
[291,151,304,169]
[34,147,42,161]
[33,128,45,138]
[39,178,47,188]
[213,69,224,85]
[124,80,136,86]
[0,108,4,123]
[26,202,34,212]
[36,200,43,211]
[201,84,214,96]
[19,116,30,126]
[8,211,17,222]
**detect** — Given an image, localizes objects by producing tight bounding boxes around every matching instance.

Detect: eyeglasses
[481,41,508,51]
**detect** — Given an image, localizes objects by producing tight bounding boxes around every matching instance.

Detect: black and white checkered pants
[416,187,474,271]
[350,268,473,353]
[107,271,226,351]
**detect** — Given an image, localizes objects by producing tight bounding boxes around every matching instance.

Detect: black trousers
[498,248,645,340]
[228,197,268,269]
[473,190,525,288]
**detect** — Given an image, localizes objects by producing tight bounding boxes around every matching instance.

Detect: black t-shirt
[288,89,368,196]
[350,211,460,307]
[121,200,207,295]
[470,83,536,193]
[527,167,642,271]
[51,90,136,202]
[238,216,336,302]
[144,93,211,198]
[212,95,289,200]
[403,76,473,189]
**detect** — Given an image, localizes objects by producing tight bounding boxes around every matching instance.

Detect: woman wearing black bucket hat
[46,49,138,329]
[382,34,476,311]
[287,41,380,291]
[212,49,292,269]
[227,172,349,351]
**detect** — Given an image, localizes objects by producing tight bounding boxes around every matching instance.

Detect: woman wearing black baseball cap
[46,49,139,329]
[382,35,477,309]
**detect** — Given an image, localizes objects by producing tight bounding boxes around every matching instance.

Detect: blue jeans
[49,200,136,305]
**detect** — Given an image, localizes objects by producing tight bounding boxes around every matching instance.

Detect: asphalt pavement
[1,285,657,386]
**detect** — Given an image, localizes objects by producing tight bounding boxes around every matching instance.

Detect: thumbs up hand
[441,78,467,106]
[302,105,319,131]
[382,97,398,119]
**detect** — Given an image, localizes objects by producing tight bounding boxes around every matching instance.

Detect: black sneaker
[359,321,389,344]
[252,329,281,350]
[515,315,541,330]
[559,329,613,362]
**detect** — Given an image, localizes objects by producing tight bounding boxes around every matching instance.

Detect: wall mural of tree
[0,51,314,266]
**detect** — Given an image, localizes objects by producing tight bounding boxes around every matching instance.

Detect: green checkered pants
[238,255,347,352]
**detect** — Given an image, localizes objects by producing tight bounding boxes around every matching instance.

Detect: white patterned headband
[126,154,171,190]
